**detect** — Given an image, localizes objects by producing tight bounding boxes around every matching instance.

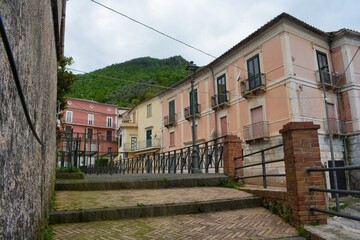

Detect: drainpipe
[209,67,218,139]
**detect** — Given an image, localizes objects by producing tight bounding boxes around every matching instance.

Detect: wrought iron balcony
[241,73,266,97]
[124,138,161,151]
[184,104,201,120]
[315,70,341,89]
[324,118,346,135]
[164,113,177,127]
[211,91,230,109]
[243,121,269,141]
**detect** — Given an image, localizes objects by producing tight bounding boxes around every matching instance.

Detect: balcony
[211,91,230,109]
[241,74,266,98]
[243,121,269,141]
[164,113,177,127]
[324,118,346,135]
[124,138,161,152]
[120,114,137,128]
[315,70,341,90]
[184,104,201,120]
[64,117,117,129]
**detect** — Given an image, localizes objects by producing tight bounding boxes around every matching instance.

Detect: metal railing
[83,136,226,175]
[307,165,360,221]
[64,117,117,128]
[235,144,285,188]
[315,70,341,88]
[184,104,201,120]
[240,73,266,95]
[243,121,269,141]
[164,113,177,127]
[211,91,230,109]
[324,118,346,135]
[123,138,161,151]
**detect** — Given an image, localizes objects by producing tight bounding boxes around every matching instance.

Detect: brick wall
[223,135,242,178]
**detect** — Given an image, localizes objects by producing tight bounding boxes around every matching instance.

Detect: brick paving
[54,187,253,211]
[52,207,298,240]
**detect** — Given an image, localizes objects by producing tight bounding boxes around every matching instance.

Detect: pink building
[159,13,360,188]
[59,98,118,166]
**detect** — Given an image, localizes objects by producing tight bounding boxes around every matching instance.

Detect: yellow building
[118,96,162,159]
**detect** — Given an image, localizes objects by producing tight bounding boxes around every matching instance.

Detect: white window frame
[106,116,112,127]
[66,111,73,123]
[88,114,94,125]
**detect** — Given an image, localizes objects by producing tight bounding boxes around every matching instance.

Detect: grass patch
[56,167,81,173]
[40,225,54,240]
[263,199,293,223]
[296,225,310,239]
[137,202,145,208]
[218,179,239,189]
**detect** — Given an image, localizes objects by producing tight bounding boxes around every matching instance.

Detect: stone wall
[345,134,360,190]
[0,1,61,238]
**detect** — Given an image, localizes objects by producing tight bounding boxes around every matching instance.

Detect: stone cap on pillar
[279,122,320,134]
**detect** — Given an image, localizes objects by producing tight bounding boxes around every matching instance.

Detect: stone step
[55,173,229,191]
[50,196,262,224]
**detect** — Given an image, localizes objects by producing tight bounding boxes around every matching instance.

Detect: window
[106,117,112,127]
[146,129,152,148]
[106,130,112,141]
[220,116,227,136]
[251,106,263,137]
[189,89,198,114]
[132,112,137,123]
[169,100,176,123]
[147,104,152,118]
[316,50,330,84]
[108,147,112,153]
[119,134,122,146]
[87,128,93,139]
[65,111,73,123]
[88,114,94,125]
[169,132,175,146]
[247,54,261,90]
[217,74,227,104]
[131,137,137,151]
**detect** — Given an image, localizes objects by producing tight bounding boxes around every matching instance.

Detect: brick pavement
[53,207,298,240]
[54,187,253,211]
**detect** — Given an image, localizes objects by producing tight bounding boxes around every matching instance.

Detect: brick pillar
[223,135,242,178]
[280,122,327,226]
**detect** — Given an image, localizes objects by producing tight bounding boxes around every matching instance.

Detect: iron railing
[123,138,161,151]
[184,104,201,120]
[82,136,226,175]
[235,144,285,188]
[307,165,360,221]
[211,91,230,109]
[324,118,346,135]
[240,73,266,95]
[315,70,341,89]
[243,121,269,141]
[164,113,177,127]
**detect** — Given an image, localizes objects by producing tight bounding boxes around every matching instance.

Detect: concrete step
[55,173,229,191]
[50,196,262,224]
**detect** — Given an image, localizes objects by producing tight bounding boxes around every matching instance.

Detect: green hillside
[67,56,190,106]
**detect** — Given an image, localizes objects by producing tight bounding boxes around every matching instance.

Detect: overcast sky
[65,0,360,72]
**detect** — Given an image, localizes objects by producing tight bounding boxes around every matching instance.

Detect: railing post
[280,122,327,226]
[261,150,267,188]
[223,135,242,178]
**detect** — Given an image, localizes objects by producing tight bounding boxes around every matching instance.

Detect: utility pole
[186,61,200,173]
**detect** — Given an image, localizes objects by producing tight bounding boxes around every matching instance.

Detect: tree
[57,56,75,110]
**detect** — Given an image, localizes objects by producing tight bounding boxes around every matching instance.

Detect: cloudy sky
[65,0,360,72]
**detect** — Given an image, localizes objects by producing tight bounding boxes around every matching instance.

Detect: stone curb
[55,176,229,191]
[49,196,261,224]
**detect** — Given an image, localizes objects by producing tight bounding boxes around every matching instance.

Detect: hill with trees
[67,56,190,107]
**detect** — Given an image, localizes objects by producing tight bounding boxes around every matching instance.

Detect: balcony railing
[184,104,201,120]
[324,118,346,135]
[243,121,269,141]
[64,117,117,129]
[315,70,341,89]
[241,73,266,97]
[124,138,161,151]
[211,91,230,109]
[164,113,177,127]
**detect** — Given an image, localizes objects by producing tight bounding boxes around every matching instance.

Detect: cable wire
[0,15,44,146]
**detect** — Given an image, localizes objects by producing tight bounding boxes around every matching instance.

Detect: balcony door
[169,100,175,123]
[146,129,152,148]
[247,54,261,90]
[251,106,263,138]
[316,50,330,84]
[220,116,227,136]
[217,75,227,104]
[326,103,337,134]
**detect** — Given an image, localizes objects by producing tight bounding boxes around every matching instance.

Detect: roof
[66,97,118,108]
